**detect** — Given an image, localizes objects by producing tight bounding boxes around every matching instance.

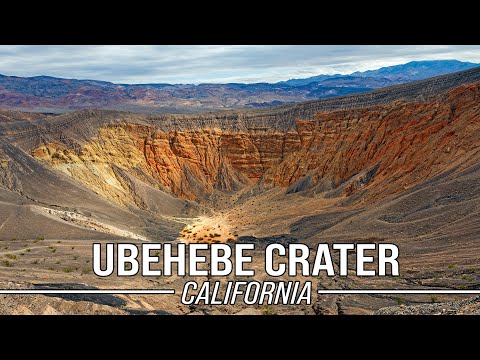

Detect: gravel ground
[375,296,480,315]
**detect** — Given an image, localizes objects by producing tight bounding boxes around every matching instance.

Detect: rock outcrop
[27,80,480,207]
[264,82,480,203]
[31,124,301,201]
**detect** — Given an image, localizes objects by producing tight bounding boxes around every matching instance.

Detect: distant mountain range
[0,60,478,114]
[281,60,479,86]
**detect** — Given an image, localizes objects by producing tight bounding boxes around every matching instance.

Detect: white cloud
[0,45,479,84]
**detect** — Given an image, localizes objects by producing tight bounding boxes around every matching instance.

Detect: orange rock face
[264,83,480,202]
[126,124,302,199]
[32,82,480,205]
[33,123,301,202]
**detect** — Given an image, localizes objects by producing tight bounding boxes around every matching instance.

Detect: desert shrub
[73,255,79,260]
[430,295,438,303]
[63,267,73,273]
[263,305,276,315]
[5,254,16,260]
[1,260,13,267]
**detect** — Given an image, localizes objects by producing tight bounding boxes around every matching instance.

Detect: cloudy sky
[0,45,479,84]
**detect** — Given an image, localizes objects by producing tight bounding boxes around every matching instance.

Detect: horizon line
[1,59,477,86]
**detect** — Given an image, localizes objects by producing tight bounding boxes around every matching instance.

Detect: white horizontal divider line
[0,289,175,294]
[2,289,478,295]
[317,290,480,294]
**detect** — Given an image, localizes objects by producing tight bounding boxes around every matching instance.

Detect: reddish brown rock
[30,82,480,206]
[263,83,480,203]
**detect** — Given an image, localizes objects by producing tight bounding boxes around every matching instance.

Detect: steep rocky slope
[25,78,480,208]
[264,82,480,201]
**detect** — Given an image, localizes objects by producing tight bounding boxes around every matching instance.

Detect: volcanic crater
[1,67,480,314]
